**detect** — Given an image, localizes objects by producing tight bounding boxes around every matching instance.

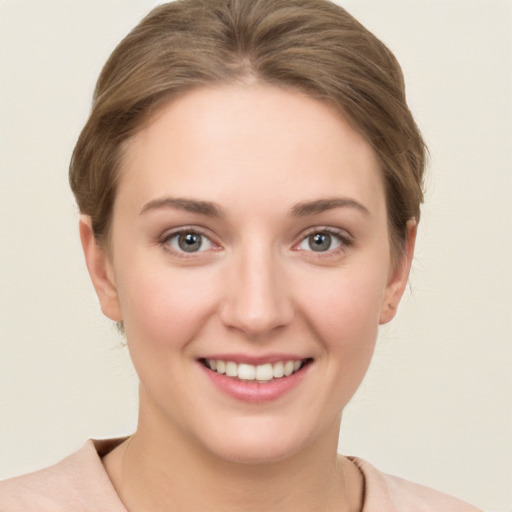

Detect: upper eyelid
[298,225,353,241]
[160,225,214,240]
[159,226,219,249]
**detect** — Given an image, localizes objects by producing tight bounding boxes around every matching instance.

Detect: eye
[297,230,346,253]
[164,230,213,253]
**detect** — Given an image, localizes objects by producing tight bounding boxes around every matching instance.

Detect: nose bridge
[220,236,293,337]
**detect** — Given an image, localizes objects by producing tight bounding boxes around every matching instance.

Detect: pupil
[309,233,331,252]
[179,233,202,252]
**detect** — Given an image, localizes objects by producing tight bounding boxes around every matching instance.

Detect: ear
[79,216,122,322]
[379,219,417,325]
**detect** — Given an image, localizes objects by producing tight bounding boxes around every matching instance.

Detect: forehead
[117,83,385,217]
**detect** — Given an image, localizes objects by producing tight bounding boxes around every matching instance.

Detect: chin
[206,438,303,466]
[195,417,320,466]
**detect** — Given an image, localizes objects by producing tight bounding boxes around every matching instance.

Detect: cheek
[115,260,220,355]
[293,261,389,384]
[283,266,387,421]
[297,265,387,338]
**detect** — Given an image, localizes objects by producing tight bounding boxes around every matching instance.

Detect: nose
[219,243,294,339]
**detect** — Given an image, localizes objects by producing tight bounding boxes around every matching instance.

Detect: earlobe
[79,216,122,322]
[379,219,417,325]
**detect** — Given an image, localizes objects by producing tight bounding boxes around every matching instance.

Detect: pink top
[0,439,483,511]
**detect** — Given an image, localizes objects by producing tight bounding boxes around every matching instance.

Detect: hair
[69,0,426,262]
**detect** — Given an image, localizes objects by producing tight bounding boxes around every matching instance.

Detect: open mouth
[199,358,313,383]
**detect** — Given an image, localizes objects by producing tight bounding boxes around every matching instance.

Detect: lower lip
[200,363,310,403]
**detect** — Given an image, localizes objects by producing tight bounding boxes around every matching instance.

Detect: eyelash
[294,227,353,256]
[159,227,218,258]
[158,226,353,257]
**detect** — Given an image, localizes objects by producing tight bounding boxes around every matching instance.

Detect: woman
[0,0,485,510]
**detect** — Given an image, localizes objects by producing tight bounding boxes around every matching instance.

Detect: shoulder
[350,457,484,512]
[0,439,127,512]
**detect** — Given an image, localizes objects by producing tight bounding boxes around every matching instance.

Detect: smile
[201,358,312,382]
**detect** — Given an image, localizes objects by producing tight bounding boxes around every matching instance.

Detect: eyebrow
[291,197,370,217]
[139,196,369,218]
[140,197,223,217]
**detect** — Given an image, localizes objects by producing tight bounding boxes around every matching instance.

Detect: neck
[103,398,363,512]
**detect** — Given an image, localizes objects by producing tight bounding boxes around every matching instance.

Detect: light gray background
[0,1,510,510]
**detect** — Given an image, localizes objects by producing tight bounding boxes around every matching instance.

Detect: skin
[81,83,416,512]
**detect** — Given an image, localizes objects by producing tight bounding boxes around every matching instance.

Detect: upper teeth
[205,359,304,381]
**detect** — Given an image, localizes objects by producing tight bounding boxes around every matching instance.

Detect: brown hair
[69,0,426,261]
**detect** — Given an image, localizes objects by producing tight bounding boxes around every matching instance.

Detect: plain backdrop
[0,1,511,510]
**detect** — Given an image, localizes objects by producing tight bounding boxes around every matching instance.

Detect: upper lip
[198,353,312,365]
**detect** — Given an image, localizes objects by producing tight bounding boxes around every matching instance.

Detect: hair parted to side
[69,0,426,262]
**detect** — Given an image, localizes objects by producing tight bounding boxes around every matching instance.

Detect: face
[82,84,414,464]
